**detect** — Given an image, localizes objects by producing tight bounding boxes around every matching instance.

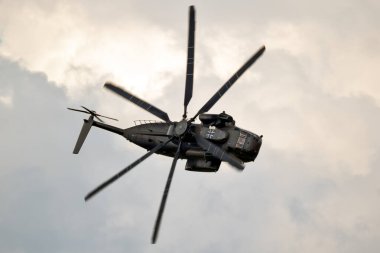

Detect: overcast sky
[1,0,380,252]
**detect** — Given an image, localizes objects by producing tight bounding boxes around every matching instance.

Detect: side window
[235,131,247,149]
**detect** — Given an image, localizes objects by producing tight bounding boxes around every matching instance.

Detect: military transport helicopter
[68,6,264,244]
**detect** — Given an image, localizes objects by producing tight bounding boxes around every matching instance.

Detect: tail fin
[73,116,94,154]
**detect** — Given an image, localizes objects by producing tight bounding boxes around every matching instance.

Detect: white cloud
[0,0,184,99]
[262,21,380,106]
[0,93,13,107]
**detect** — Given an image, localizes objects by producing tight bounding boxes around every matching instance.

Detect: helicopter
[68,5,265,244]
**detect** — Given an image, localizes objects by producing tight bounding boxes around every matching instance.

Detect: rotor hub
[174,119,188,137]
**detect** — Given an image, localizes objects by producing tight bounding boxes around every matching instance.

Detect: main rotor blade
[133,132,172,137]
[104,83,171,123]
[191,46,265,121]
[183,5,196,118]
[194,134,245,170]
[85,138,173,201]
[151,141,182,244]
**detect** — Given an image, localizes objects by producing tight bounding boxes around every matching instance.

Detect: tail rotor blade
[194,134,244,171]
[81,106,104,123]
[183,5,196,118]
[151,141,182,244]
[104,82,171,123]
[191,46,265,121]
[68,107,117,122]
[85,138,174,201]
[81,106,94,113]
[67,108,90,114]
[93,115,104,123]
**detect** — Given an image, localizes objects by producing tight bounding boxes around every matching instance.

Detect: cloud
[0,0,184,99]
[0,56,157,252]
[0,93,13,107]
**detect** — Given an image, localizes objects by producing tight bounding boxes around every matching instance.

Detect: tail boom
[73,116,124,154]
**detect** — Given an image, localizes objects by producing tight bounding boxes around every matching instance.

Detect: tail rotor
[67,106,118,122]
[68,106,118,154]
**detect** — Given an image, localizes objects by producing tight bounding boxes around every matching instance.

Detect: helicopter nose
[256,135,262,149]
[251,135,262,160]
[255,135,262,150]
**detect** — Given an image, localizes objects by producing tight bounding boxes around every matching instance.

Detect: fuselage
[88,114,262,172]
[123,122,262,164]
